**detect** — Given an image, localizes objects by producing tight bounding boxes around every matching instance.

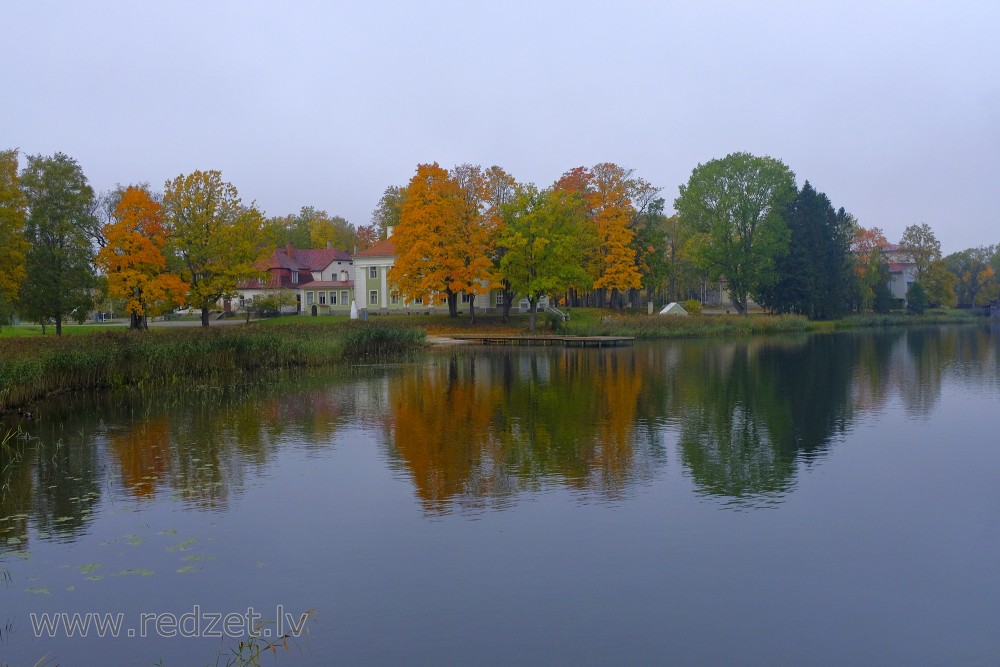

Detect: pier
[448,334,635,348]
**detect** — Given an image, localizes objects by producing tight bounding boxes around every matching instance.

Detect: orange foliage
[95,186,188,321]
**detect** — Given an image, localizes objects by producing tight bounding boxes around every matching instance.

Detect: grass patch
[0,322,424,412]
[556,309,811,338]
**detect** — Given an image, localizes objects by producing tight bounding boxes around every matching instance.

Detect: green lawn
[0,323,125,337]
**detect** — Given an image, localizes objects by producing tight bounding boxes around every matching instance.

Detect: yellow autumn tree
[0,149,29,314]
[590,162,643,306]
[95,186,188,329]
[163,170,268,327]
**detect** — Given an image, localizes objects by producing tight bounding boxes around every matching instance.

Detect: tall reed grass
[0,323,424,412]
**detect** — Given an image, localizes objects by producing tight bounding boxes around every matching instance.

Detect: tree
[498,187,595,331]
[392,163,495,320]
[370,185,406,239]
[95,186,188,329]
[898,223,941,281]
[756,182,855,319]
[0,149,28,322]
[590,163,645,306]
[306,209,356,250]
[18,153,96,335]
[906,282,929,315]
[355,224,379,251]
[449,163,497,323]
[483,166,519,321]
[945,245,997,306]
[850,225,889,312]
[392,163,465,312]
[921,259,957,308]
[162,170,267,327]
[675,153,796,315]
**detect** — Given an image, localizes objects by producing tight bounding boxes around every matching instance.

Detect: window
[390,293,399,305]
[341,290,349,306]
[369,290,379,305]
[291,271,299,284]
[496,292,504,305]
[369,266,378,280]
[461,293,471,303]
[330,291,338,305]
[306,292,314,306]
[414,297,423,305]
[319,292,326,305]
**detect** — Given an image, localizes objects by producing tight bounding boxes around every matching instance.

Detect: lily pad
[176,565,195,574]
[25,588,50,595]
[167,538,197,552]
[78,563,102,574]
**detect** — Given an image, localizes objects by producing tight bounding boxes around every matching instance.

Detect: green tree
[898,222,941,281]
[162,170,267,327]
[0,149,29,322]
[906,282,929,315]
[675,152,796,315]
[921,259,957,308]
[498,186,595,331]
[370,185,406,239]
[944,245,996,306]
[18,153,96,335]
[756,182,855,319]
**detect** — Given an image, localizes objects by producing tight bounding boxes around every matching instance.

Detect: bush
[906,282,929,315]
[683,299,703,315]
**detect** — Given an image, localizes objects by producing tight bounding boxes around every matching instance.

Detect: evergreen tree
[757,182,854,319]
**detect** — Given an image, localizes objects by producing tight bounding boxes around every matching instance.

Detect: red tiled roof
[888,262,910,273]
[353,237,396,258]
[258,246,353,273]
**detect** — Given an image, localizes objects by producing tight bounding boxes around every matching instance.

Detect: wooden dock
[449,334,635,348]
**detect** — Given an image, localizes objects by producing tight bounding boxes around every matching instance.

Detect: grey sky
[5,0,998,253]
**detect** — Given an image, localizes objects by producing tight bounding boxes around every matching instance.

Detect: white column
[380,264,388,309]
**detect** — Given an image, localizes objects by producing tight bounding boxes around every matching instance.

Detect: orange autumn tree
[851,225,889,312]
[392,163,495,318]
[555,163,646,308]
[95,186,188,329]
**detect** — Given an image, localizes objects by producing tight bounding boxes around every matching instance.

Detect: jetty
[448,334,634,348]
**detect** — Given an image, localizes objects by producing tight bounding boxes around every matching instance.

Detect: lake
[2,325,999,666]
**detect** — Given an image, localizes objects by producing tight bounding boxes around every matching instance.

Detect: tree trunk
[529,298,538,332]
[447,291,458,317]
[130,311,143,330]
[55,316,62,336]
[201,307,211,327]
[468,294,475,324]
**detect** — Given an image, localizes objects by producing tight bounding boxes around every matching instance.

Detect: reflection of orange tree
[108,417,173,498]
[387,350,645,511]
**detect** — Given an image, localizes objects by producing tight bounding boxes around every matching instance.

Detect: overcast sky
[5,0,998,253]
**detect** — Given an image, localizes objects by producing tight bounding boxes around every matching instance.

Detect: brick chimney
[286,243,294,258]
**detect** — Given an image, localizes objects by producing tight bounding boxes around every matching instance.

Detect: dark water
[2,326,999,666]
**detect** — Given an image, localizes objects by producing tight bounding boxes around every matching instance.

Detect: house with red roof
[236,243,355,314]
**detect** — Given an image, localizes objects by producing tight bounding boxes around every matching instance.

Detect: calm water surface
[2,325,999,665]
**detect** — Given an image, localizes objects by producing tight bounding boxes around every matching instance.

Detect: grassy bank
[555,310,813,338]
[0,322,424,412]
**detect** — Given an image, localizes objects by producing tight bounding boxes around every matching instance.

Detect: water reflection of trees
[386,350,659,513]
[387,327,999,509]
[1,370,361,549]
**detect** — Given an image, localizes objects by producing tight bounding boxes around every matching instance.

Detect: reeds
[558,313,812,338]
[0,324,425,412]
